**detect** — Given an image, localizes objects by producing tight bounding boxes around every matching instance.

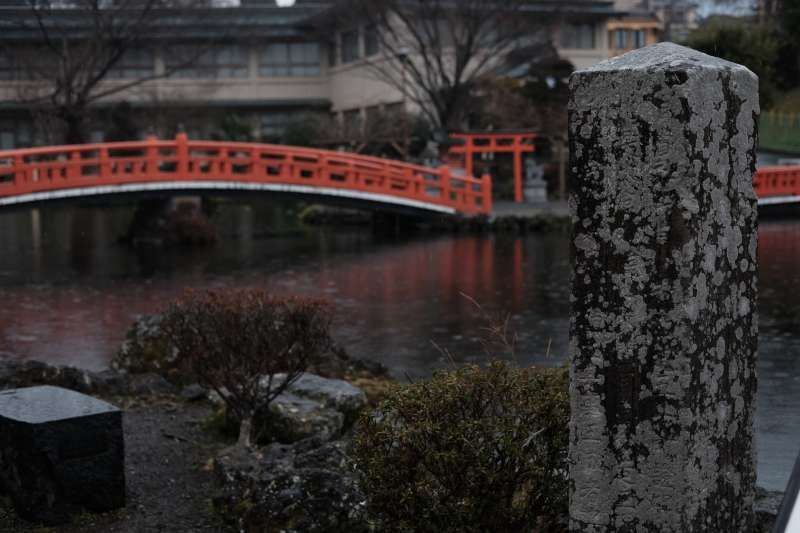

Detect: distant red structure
[448,131,538,203]
[0,134,492,215]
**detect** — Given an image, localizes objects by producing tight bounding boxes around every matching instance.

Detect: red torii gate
[448,131,538,203]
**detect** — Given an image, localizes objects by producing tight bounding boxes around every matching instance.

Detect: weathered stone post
[568,43,759,531]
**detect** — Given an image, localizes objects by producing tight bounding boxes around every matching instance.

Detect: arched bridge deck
[0,134,492,216]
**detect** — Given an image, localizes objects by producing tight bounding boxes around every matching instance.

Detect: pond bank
[299,201,572,234]
[0,358,787,532]
[0,356,392,532]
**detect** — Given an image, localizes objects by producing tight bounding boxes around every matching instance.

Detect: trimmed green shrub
[352,361,569,533]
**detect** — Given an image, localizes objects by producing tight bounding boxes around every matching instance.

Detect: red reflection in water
[0,228,533,370]
[759,222,800,326]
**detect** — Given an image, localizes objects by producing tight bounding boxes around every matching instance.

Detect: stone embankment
[299,202,571,234]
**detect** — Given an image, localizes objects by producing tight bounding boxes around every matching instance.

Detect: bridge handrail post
[481,172,492,214]
[318,153,328,184]
[175,133,189,177]
[406,167,418,197]
[144,135,158,178]
[99,146,111,180]
[439,165,452,207]
[13,153,25,188]
[67,150,81,181]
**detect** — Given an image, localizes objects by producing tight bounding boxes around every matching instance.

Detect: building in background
[0,0,625,149]
[608,0,663,57]
[649,0,699,42]
[553,1,619,70]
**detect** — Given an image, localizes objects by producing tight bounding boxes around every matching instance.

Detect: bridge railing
[754,166,800,199]
[0,134,492,215]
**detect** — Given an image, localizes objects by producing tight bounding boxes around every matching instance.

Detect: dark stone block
[0,385,125,525]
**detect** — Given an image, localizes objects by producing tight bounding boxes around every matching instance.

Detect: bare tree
[337,0,561,133]
[161,289,333,448]
[0,0,213,144]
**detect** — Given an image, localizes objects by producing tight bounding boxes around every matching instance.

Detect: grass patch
[760,109,800,154]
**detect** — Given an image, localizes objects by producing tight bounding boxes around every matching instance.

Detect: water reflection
[0,201,799,490]
[0,201,571,374]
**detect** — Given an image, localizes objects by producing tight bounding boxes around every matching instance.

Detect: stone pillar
[568,43,759,531]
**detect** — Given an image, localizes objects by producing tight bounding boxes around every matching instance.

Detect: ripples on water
[0,200,798,490]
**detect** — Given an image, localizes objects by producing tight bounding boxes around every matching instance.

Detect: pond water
[0,199,797,491]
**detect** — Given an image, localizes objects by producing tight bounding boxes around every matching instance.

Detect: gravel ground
[0,398,235,533]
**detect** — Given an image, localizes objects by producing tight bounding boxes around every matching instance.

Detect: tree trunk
[237,417,253,448]
[61,110,88,145]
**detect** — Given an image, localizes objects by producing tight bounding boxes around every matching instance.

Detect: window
[216,46,249,78]
[633,30,647,48]
[108,48,154,79]
[290,43,321,76]
[612,29,627,49]
[341,30,360,63]
[328,44,338,67]
[165,45,248,79]
[0,48,37,81]
[0,52,17,81]
[0,132,13,150]
[260,43,321,77]
[561,24,595,50]
[260,112,294,138]
[0,120,32,149]
[384,102,405,116]
[364,25,379,56]
[364,105,381,132]
[343,109,362,135]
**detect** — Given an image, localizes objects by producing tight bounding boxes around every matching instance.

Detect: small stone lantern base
[0,385,125,525]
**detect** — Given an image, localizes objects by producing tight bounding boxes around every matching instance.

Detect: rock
[111,315,183,383]
[258,392,344,444]
[0,386,125,525]
[754,486,784,532]
[294,439,353,471]
[0,360,97,394]
[0,360,16,385]
[0,358,204,400]
[181,383,207,402]
[214,438,369,532]
[89,370,129,395]
[280,373,367,427]
[126,373,178,396]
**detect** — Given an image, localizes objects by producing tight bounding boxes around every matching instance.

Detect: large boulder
[0,360,127,396]
[0,359,176,398]
[258,392,344,444]
[279,372,367,427]
[214,438,370,532]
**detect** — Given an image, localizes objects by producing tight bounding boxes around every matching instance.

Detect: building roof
[0,3,331,41]
[0,0,627,42]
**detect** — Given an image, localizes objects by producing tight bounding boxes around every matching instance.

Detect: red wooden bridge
[1,134,799,214]
[0,134,492,216]
[754,166,800,207]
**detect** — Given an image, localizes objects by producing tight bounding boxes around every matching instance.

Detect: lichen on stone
[568,42,758,532]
